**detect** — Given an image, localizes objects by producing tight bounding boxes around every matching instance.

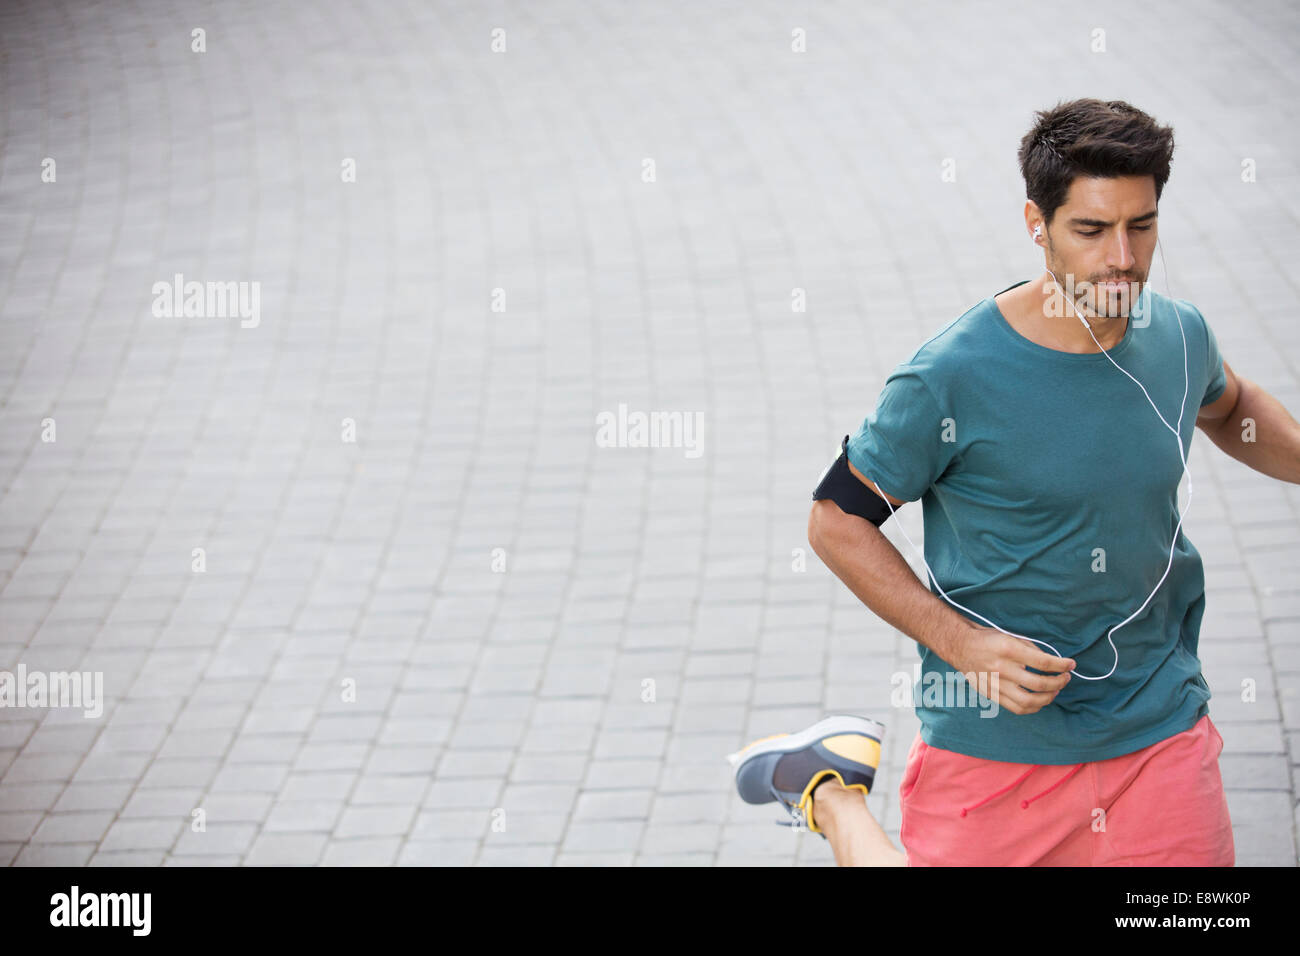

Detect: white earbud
[1033,225,1042,240]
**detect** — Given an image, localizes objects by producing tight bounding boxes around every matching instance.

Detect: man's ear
[1024,199,1046,243]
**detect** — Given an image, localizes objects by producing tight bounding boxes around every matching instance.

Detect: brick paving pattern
[0,0,1297,866]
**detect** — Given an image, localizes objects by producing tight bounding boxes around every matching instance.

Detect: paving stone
[476,845,556,867]
[333,805,417,839]
[171,823,258,857]
[244,833,328,867]
[396,840,480,866]
[98,818,185,853]
[87,850,167,867]
[13,843,96,866]
[0,782,64,812]
[29,812,115,844]
[0,812,43,842]
[262,801,343,833]
[555,851,636,866]
[635,852,714,866]
[320,838,401,866]
[560,820,645,854]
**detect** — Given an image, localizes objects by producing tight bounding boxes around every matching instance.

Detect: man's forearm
[1203,377,1300,483]
[808,501,973,663]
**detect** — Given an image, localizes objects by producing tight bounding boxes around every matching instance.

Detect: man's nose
[1106,229,1137,273]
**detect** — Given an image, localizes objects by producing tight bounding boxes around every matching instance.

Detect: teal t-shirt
[846,282,1228,764]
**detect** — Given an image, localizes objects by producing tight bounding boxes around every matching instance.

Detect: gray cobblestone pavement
[0,0,1297,866]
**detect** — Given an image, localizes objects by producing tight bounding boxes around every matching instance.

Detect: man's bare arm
[1197,363,1300,483]
[807,498,973,664]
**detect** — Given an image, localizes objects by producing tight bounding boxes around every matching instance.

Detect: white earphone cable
[862,236,1191,681]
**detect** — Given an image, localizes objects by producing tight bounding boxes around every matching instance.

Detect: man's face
[1043,175,1158,321]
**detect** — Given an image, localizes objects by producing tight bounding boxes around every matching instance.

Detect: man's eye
[1078,225,1153,238]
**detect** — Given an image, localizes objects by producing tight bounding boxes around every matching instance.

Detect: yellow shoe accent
[734,732,789,758]
[821,734,882,769]
[799,769,871,835]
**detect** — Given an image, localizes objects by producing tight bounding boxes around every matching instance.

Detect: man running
[731,97,1300,866]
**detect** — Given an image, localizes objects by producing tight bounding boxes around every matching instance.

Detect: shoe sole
[727,713,886,768]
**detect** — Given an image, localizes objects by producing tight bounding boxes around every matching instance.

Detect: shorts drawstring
[959,766,1035,817]
[959,763,1085,817]
[1019,763,1084,809]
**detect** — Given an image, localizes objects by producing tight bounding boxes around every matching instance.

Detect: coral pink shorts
[898,715,1235,866]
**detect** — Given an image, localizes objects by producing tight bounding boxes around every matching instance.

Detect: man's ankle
[810,774,845,813]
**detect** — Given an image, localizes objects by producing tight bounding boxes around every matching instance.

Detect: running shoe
[728,714,885,836]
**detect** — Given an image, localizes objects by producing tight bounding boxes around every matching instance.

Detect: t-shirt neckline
[986,280,1138,363]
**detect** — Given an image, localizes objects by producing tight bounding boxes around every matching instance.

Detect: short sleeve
[844,368,958,503]
[1199,306,1227,408]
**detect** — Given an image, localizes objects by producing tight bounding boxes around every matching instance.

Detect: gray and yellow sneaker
[728,714,885,837]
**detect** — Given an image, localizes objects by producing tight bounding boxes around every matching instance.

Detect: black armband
[812,435,898,527]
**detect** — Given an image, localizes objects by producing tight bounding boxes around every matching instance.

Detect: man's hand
[940,622,1076,716]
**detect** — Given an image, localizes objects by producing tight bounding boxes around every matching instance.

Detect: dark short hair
[1018,98,1175,228]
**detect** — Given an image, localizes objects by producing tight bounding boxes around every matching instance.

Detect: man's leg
[810,777,907,866]
[1090,714,1234,866]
